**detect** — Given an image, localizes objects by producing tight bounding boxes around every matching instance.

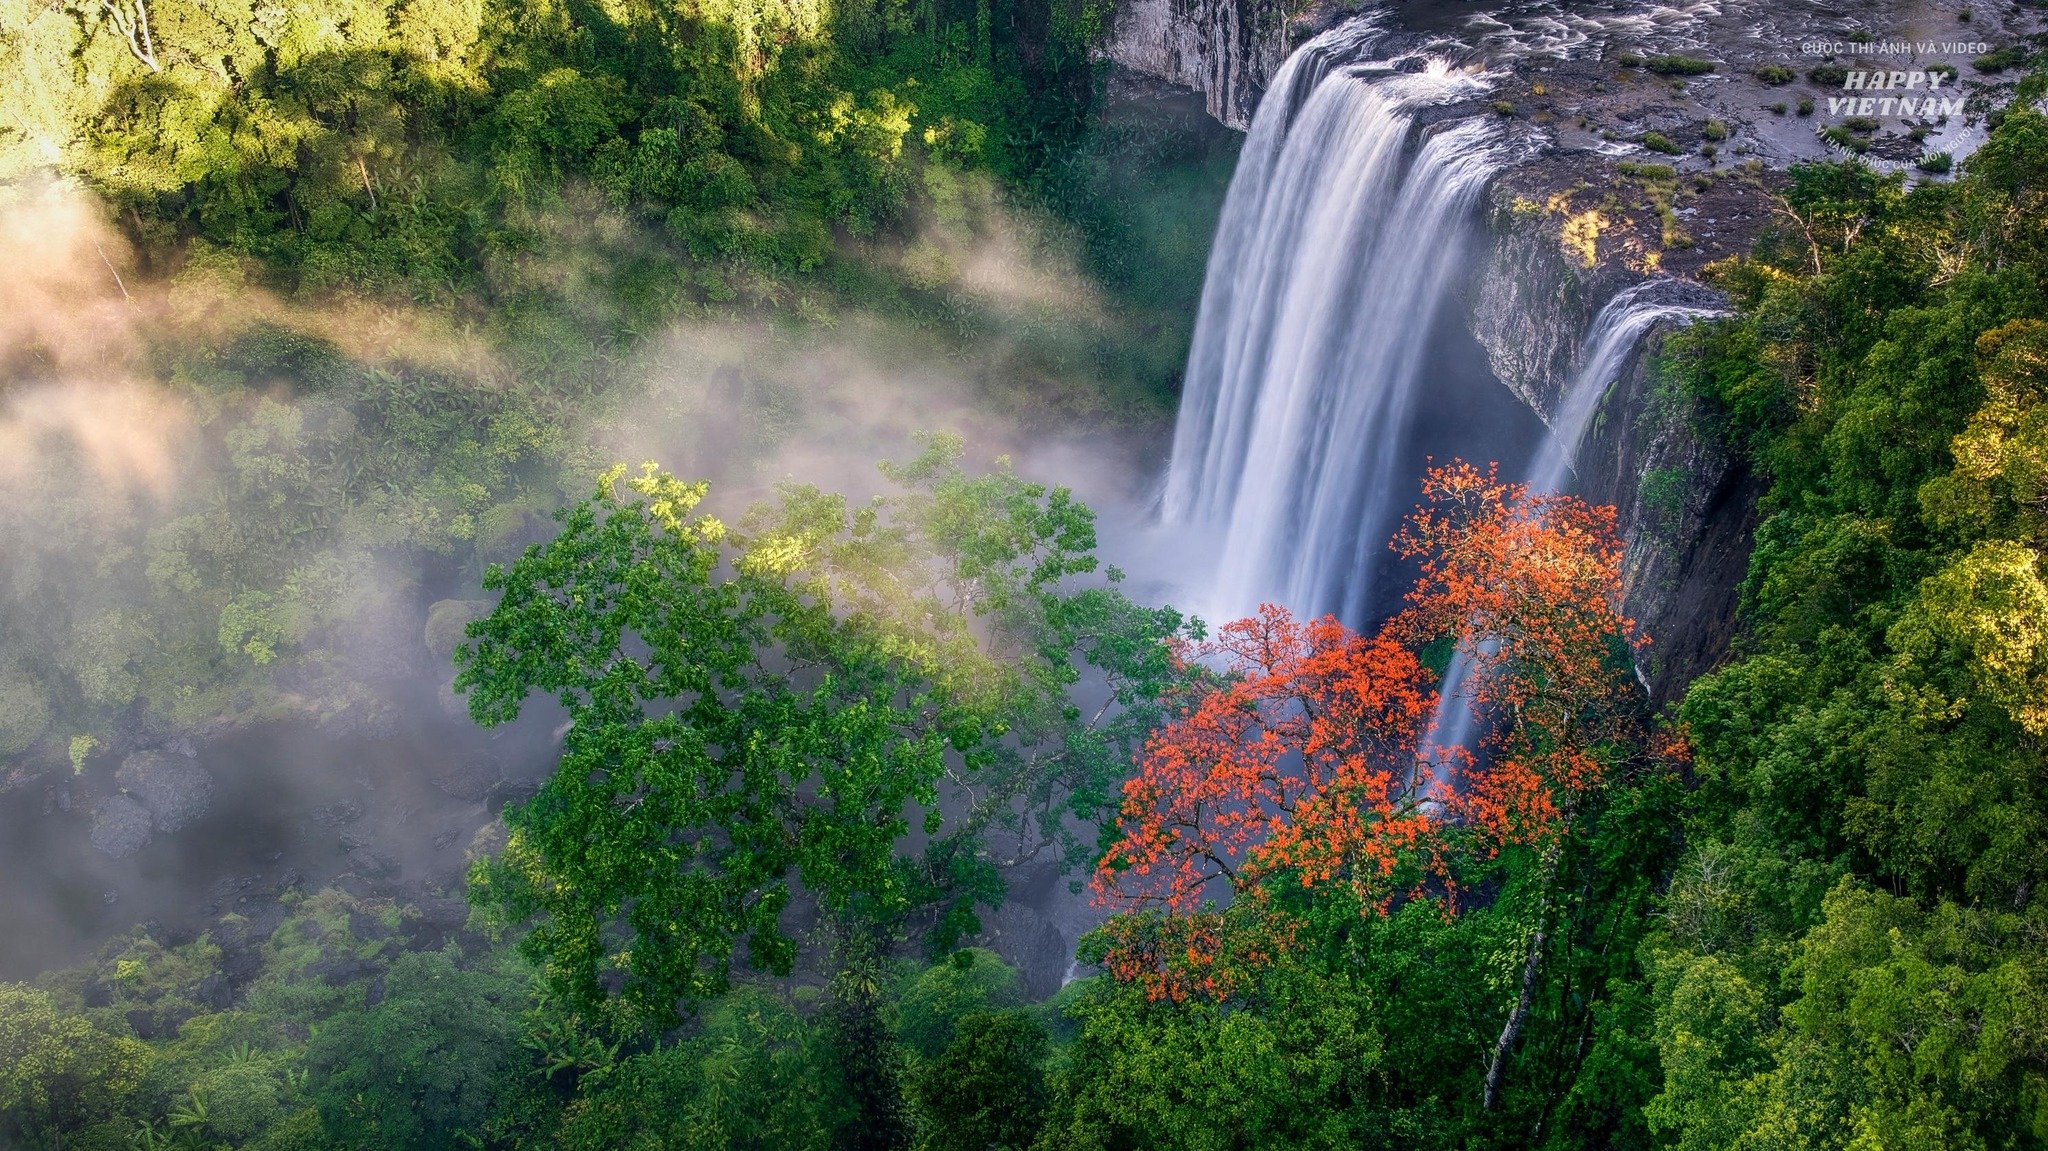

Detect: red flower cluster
[1094,462,1657,999]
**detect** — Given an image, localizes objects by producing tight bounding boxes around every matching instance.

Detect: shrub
[1798,95,1816,116]
[1647,55,1717,76]
[1917,151,1954,174]
[1643,131,1683,154]
[1704,119,1729,141]
[1820,125,1870,153]
[1639,467,1691,529]
[1755,64,1796,85]
[1974,45,2027,72]
[0,666,49,757]
[1808,63,1850,86]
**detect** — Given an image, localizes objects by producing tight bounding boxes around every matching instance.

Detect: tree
[1388,462,1652,1109]
[458,440,1193,1033]
[1647,104,2048,1151]
[1082,462,1664,1132]
[1096,604,1441,914]
[459,462,949,1031]
[305,949,527,1151]
[0,983,151,1149]
[908,1010,1050,1151]
[555,989,837,1151]
[1094,464,1649,1004]
[90,0,159,71]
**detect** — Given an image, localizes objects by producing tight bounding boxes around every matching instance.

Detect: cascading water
[1427,281,1724,753]
[1162,21,1505,623]
[1160,19,1724,761]
[1526,280,1726,494]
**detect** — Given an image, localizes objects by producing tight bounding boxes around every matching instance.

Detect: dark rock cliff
[1467,187,1761,705]
[1105,0,1344,128]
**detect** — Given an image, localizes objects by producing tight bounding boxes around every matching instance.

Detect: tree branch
[100,0,160,71]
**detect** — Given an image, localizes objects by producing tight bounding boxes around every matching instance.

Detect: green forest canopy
[4,0,1112,285]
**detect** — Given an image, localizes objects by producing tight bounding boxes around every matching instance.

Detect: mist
[0,115,1221,980]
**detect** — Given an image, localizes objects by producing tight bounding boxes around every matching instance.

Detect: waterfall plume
[1161,22,1503,623]
[1527,280,1726,494]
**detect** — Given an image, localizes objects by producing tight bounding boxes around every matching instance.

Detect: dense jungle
[2,1,2047,1149]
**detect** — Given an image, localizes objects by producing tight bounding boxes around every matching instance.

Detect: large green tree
[458,435,1192,1032]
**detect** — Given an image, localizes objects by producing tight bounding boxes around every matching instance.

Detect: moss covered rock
[0,665,50,757]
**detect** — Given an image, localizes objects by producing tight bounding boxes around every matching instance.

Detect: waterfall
[1427,281,1723,754]
[1526,280,1725,494]
[1161,22,1503,622]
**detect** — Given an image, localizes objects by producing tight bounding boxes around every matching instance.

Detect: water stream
[1162,21,1506,622]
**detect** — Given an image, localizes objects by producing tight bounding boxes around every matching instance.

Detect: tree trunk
[1482,842,1562,1111]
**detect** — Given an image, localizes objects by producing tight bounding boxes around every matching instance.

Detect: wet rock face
[969,858,1097,999]
[1107,0,1308,128]
[423,599,490,661]
[433,755,501,804]
[1471,196,1634,420]
[1468,193,1758,703]
[90,750,221,856]
[115,750,216,835]
[90,794,154,858]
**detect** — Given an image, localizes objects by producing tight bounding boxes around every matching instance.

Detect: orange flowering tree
[1088,607,1446,1001]
[1092,462,1658,1019]
[1391,460,1647,855]
[1097,606,1444,915]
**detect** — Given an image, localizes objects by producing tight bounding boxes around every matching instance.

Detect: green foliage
[1973,44,2031,73]
[1820,124,1870,153]
[1640,465,1691,531]
[909,1009,1049,1151]
[557,988,837,1151]
[6,0,1113,293]
[459,462,941,1025]
[1038,969,1391,1151]
[1653,106,2048,1150]
[1039,764,1688,1151]
[305,948,528,1150]
[895,948,1023,1060]
[1645,55,1717,76]
[1755,64,1796,85]
[458,442,1194,1031]
[1642,132,1682,155]
[0,983,150,1148]
[0,311,571,739]
[0,662,51,756]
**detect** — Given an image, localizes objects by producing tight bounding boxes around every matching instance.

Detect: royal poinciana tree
[1092,462,1674,1106]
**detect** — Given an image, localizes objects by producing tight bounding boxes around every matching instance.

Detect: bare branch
[99,0,160,71]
